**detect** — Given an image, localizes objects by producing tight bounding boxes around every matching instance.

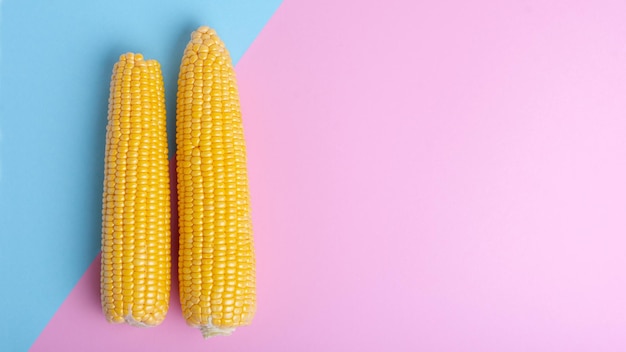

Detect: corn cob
[101,53,171,327]
[176,26,256,338]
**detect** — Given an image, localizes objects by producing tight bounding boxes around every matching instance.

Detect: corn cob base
[200,320,236,338]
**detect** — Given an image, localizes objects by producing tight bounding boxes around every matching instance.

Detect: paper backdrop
[2,0,626,351]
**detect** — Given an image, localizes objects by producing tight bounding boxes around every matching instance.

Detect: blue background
[0,1,281,350]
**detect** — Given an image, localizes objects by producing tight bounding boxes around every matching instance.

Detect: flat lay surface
[2,1,626,351]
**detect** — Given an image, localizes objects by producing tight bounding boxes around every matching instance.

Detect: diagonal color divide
[10,0,626,350]
[37,0,626,352]
[38,0,626,351]
[0,1,281,350]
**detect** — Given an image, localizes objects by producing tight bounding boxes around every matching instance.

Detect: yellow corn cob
[101,53,171,327]
[176,26,256,338]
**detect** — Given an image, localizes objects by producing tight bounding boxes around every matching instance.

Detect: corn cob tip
[118,52,144,62]
[200,325,236,339]
[116,53,161,68]
[191,25,218,42]
[196,25,211,33]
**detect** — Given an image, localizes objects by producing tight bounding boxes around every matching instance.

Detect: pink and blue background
[2,0,626,351]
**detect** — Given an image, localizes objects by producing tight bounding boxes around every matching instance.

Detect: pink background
[33,0,626,351]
